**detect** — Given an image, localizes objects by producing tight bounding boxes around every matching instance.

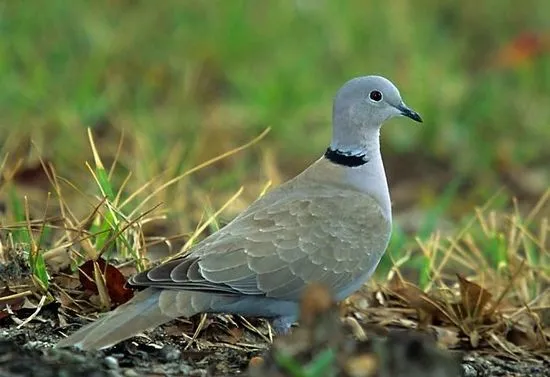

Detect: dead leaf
[457,274,492,319]
[387,275,453,326]
[78,258,134,306]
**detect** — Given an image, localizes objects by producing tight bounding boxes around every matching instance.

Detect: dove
[57,75,422,350]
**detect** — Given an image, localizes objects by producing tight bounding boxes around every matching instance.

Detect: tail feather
[56,288,175,350]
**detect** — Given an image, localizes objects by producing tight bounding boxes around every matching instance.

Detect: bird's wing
[130,185,390,301]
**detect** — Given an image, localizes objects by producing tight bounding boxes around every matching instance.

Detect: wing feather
[130,185,391,301]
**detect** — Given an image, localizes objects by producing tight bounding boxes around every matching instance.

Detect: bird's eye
[369,90,382,102]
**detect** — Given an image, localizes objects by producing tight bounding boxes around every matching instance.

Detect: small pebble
[356,298,369,310]
[159,345,181,361]
[461,364,477,377]
[104,356,119,369]
[123,369,139,377]
[178,364,194,375]
[152,367,166,374]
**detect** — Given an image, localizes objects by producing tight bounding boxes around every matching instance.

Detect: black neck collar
[324,147,368,167]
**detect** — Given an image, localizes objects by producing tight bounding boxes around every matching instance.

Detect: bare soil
[1,302,549,377]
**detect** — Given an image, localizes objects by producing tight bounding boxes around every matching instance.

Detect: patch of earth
[1,306,265,376]
[1,294,549,377]
[0,254,548,377]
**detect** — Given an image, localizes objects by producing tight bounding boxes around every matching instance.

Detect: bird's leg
[270,316,295,335]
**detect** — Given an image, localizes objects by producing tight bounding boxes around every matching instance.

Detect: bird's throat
[324,147,369,167]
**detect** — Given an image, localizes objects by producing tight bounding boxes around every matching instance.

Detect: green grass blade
[274,351,308,377]
[31,250,49,290]
[303,349,335,377]
[7,186,31,245]
[95,165,115,202]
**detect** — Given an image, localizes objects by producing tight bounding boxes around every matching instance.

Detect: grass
[1,1,549,195]
[0,1,548,267]
[0,1,549,365]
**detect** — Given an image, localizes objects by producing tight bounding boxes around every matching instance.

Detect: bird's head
[330,75,422,152]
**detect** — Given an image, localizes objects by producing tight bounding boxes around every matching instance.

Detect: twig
[0,290,33,302]
[17,295,47,329]
[184,313,209,351]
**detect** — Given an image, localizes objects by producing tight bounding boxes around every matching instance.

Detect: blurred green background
[1,1,549,252]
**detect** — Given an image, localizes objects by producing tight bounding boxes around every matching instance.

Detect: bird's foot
[270,316,295,335]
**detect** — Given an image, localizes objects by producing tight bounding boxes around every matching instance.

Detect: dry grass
[347,192,550,358]
[0,128,270,312]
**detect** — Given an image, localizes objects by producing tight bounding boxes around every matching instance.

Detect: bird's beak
[396,103,423,123]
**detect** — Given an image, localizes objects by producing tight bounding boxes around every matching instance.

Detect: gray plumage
[56,75,422,350]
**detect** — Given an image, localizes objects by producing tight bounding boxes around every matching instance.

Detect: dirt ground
[1,301,549,377]
[1,305,262,377]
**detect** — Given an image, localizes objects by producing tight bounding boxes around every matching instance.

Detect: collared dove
[57,75,422,350]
